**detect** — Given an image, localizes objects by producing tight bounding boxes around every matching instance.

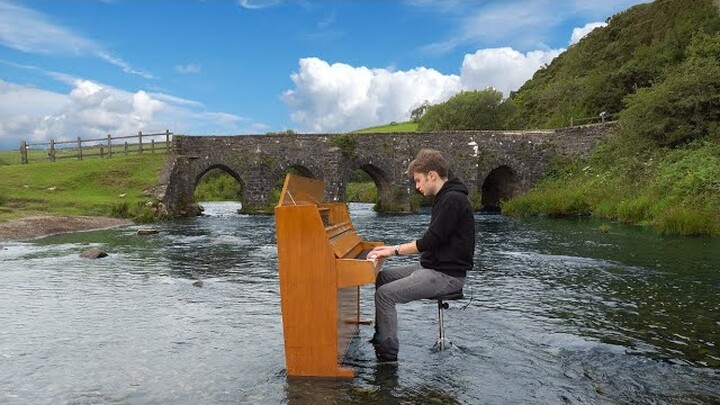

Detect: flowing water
[0,202,718,405]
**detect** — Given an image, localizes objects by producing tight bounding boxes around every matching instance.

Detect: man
[368,148,475,363]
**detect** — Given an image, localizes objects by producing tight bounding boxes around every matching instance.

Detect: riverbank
[0,215,133,243]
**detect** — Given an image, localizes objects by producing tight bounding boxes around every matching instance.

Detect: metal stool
[430,290,464,350]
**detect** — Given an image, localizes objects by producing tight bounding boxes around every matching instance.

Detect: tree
[619,32,720,147]
[417,89,510,131]
[410,100,431,122]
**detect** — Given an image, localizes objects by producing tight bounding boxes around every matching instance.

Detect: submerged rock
[80,247,108,259]
[192,280,203,288]
[137,228,160,236]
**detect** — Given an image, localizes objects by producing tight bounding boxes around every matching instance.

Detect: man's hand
[368,245,395,260]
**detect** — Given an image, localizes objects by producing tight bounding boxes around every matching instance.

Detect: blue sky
[0,0,647,149]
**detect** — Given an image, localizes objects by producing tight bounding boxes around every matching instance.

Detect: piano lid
[277,173,326,206]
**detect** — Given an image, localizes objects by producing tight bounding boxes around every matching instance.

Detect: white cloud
[281,47,562,132]
[0,1,152,78]
[0,78,249,148]
[460,47,563,96]
[570,22,607,45]
[414,0,648,53]
[175,63,203,74]
[236,0,281,10]
[282,57,462,133]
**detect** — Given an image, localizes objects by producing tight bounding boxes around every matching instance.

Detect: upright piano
[274,173,384,378]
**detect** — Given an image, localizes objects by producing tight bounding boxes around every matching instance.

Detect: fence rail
[20,130,173,164]
[569,112,614,128]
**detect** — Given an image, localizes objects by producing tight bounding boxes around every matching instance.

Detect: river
[0,202,718,404]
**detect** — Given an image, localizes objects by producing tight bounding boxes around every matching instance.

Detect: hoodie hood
[436,177,469,199]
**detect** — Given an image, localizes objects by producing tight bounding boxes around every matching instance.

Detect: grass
[353,121,418,133]
[503,139,720,236]
[0,152,167,222]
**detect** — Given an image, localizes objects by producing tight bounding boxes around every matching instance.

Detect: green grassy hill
[500,0,720,236]
[507,0,720,129]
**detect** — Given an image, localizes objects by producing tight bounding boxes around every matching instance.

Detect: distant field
[0,153,167,222]
[353,121,418,133]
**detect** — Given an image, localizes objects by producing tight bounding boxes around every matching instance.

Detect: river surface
[1,202,718,405]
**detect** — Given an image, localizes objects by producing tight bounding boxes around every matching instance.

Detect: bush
[345,182,377,202]
[194,169,243,201]
[619,33,720,147]
[0,192,6,206]
[418,89,512,131]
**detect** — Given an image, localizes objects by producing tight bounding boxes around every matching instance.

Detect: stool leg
[435,299,448,350]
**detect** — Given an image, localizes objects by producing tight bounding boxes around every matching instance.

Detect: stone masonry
[154,123,616,217]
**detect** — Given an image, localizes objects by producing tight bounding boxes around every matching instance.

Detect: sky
[0,0,649,149]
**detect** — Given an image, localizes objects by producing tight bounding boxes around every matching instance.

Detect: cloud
[460,48,563,96]
[0,1,152,78]
[0,78,249,148]
[282,58,462,133]
[175,63,203,74]
[282,47,561,132]
[415,0,648,53]
[236,0,281,10]
[570,22,607,45]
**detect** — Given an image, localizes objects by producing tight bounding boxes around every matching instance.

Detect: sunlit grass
[0,153,167,222]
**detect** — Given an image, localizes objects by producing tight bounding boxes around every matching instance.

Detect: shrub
[329,135,357,157]
[345,182,377,203]
[418,89,512,131]
[619,33,720,147]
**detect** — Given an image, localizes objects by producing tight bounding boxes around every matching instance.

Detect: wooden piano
[274,173,383,378]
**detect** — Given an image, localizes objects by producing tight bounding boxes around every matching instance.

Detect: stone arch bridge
[154,123,615,217]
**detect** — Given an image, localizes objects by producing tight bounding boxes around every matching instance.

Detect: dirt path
[0,216,133,242]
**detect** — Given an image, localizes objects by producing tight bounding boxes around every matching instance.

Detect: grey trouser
[374,263,465,357]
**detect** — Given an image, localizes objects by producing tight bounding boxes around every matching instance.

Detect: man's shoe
[375,351,397,364]
[377,355,397,364]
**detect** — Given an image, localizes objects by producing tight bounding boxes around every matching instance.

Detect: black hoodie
[415,178,475,277]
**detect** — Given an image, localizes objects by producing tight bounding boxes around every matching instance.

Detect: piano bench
[428,290,464,350]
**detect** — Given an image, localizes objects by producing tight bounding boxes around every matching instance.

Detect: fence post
[124,142,129,155]
[77,137,83,160]
[49,139,56,162]
[107,134,113,158]
[100,145,104,158]
[20,141,28,164]
[151,139,155,154]
[138,131,143,154]
[165,129,170,153]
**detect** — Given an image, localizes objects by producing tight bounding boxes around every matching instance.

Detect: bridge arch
[480,165,520,213]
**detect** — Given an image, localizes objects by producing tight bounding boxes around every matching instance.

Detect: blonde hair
[407,148,448,178]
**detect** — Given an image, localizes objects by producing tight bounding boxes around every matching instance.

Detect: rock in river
[80,247,108,259]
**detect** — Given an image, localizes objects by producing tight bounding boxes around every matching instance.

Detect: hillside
[501,0,720,236]
[507,0,720,129]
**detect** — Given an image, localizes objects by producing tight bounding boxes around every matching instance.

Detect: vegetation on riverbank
[0,154,166,223]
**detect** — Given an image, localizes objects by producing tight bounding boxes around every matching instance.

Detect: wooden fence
[20,130,173,164]
[569,112,614,127]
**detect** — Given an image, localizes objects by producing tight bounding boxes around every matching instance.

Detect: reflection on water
[0,201,718,405]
